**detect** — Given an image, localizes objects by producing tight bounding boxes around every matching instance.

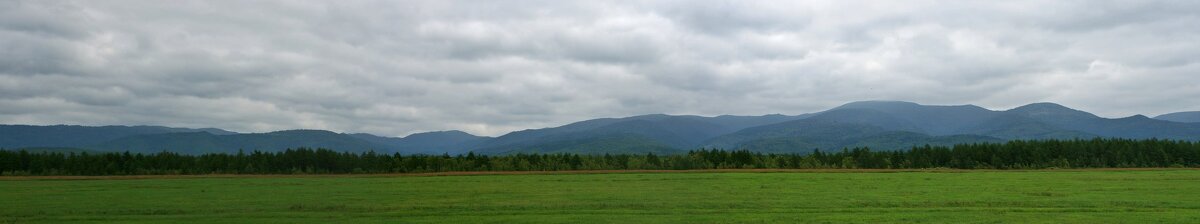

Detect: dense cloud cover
[2,1,1198,136]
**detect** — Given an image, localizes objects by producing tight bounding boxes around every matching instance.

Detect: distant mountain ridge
[0,125,489,155]
[349,130,490,155]
[4,101,1200,154]
[474,114,807,154]
[1155,111,1200,123]
[97,130,387,154]
[0,125,235,149]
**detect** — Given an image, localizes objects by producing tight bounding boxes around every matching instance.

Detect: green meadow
[3,170,1199,223]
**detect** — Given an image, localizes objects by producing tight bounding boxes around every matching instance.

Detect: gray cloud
[1,0,1199,137]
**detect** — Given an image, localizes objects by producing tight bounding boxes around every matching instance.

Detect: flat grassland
[2,169,1199,223]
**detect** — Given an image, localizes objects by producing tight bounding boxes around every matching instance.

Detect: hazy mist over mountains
[5,101,1199,155]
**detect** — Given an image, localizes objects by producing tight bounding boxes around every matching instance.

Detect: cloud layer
[2,0,1199,136]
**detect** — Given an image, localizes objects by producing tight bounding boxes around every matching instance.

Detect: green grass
[3,170,1200,223]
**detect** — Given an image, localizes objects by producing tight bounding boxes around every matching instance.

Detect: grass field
[2,169,1199,223]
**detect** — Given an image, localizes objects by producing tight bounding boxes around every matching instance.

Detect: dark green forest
[2,138,1198,175]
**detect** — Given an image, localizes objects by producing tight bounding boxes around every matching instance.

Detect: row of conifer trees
[1,138,1197,175]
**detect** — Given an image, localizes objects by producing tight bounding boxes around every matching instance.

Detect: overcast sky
[2,1,1199,137]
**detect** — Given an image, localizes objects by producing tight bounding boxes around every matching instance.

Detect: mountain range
[3,101,1199,154]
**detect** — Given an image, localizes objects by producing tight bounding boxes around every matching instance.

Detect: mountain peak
[1008,102,1099,119]
[267,129,339,135]
[835,101,990,112]
[404,130,479,139]
[628,114,673,120]
[835,101,921,110]
[1013,102,1070,110]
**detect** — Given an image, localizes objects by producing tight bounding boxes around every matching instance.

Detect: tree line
[1,138,1198,175]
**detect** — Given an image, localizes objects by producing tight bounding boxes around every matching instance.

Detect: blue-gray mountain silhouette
[1155,111,1200,123]
[349,130,491,155]
[474,114,805,154]
[3,101,1199,154]
[0,125,233,149]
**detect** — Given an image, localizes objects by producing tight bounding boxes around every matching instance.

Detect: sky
[2,0,1199,137]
